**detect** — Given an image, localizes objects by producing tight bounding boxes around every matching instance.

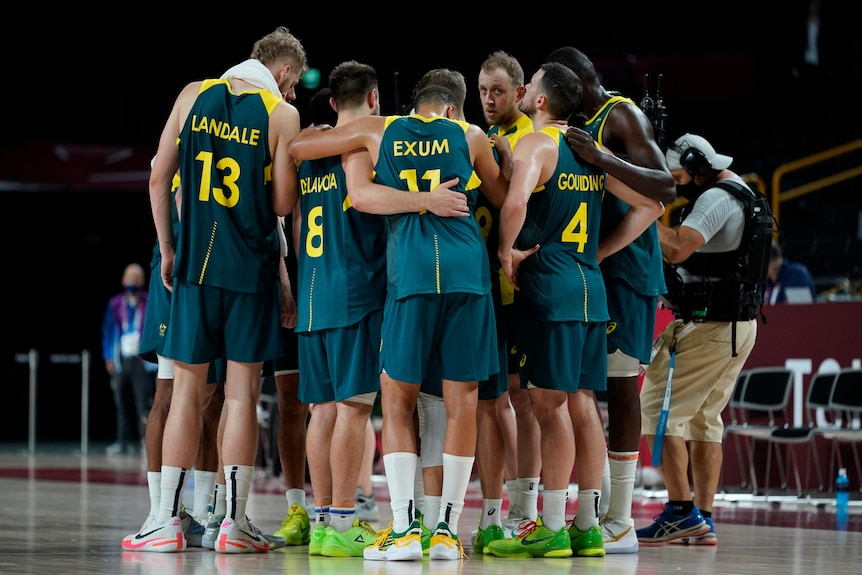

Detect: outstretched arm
[288,116,383,162]
[565,103,676,203]
[342,149,470,217]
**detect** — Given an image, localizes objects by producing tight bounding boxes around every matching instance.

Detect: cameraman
[637,134,757,546]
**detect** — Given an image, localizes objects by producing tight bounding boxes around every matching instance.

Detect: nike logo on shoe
[395,534,420,547]
[238,528,265,543]
[133,527,162,540]
[522,535,554,545]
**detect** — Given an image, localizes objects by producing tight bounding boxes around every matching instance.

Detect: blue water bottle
[836,467,849,529]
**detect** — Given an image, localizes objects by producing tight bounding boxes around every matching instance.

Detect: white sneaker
[215,517,270,554]
[600,513,638,554]
[122,516,186,553]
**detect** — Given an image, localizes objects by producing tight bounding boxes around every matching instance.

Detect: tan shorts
[640,319,757,443]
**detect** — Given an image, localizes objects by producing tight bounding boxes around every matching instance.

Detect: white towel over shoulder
[220,59,281,100]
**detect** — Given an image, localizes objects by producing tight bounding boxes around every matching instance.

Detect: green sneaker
[363,520,423,561]
[321,519,378,557]
[472,524,505,555]
[420,521,432,556]
[274,503,311,546]
[487,518,572,558]
[308,525,329,556]
[568,523,606,557]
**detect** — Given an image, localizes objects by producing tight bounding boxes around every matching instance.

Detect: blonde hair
[250,26,308,76]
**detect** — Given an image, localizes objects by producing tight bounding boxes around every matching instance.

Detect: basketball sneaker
[363,520,423,561]
[472,523,505,555]
[429,522,466,560]
[179,509,205,548]
[308,524,329,556]
[671,516,717,545]
[122,516,186,553]
[274,503,311,546]
[201,513,224,550]
[567,523,606,557]
[486,518,572,558]
[321,519,378,557]
[636,503,709,545]
[215,516,270,553]
[247,516,287,549]
[599,512,638,554]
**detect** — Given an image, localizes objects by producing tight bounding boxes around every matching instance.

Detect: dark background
[2,5,860,446]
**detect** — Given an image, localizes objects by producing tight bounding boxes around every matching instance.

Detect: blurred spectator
[764,240,817,304]
[101,262,156,455]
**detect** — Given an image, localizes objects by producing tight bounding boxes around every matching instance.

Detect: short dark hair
[328,60,378,111]
[544,46,598,86]
[413,84,457,109]
[307,88,337,126]
[413,68,467,116]
[539,62,583,121]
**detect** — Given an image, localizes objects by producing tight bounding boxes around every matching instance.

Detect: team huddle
[126,25,762,562]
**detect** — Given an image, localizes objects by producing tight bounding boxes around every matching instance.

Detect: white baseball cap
[666,133,733,171]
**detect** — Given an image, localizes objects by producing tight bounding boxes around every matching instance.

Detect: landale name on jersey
[300,172,339,195]
[392,139,450,157]
[190,115,261,146]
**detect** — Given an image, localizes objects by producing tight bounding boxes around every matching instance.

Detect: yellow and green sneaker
[567,523,606,557]
[274,503,311,546]
[487,518,572,558]
[308,524,329,556]
[472,524,505,555]
[363,520,423,561]
[321,519,378,557]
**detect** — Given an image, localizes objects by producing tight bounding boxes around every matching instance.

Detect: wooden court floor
[0,447,860,575]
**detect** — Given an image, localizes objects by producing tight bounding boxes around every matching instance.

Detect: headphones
[669,141,712,176]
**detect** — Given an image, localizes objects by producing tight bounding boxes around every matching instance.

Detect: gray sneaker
[355,487,379,522]
[201,513,224,550]
[179,509,206,547]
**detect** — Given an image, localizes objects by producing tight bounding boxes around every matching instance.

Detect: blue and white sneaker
[636,504,710,545]
[672,516,717,545]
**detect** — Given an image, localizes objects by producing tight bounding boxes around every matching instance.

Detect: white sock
[286,488,306,508]
[480,498,503,529]
[414,457,425,514]
[224,465,254,524]
[314,506,330,527]
[146,471,161,520]
[383,452,418,533]
[574,489,601,531]
[423,495,441,530]
[329,506,356,532]
[608,451,639,520]
[156,466,187,524]
[523,476,541,520]
[192,469,217,522]
[600,454,611,516]
[541,489,568,532]
[506,478,523,518]
[213,483,227,516]
[439,453,474,536]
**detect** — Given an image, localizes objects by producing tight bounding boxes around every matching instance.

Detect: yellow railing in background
[770,139,862,226]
